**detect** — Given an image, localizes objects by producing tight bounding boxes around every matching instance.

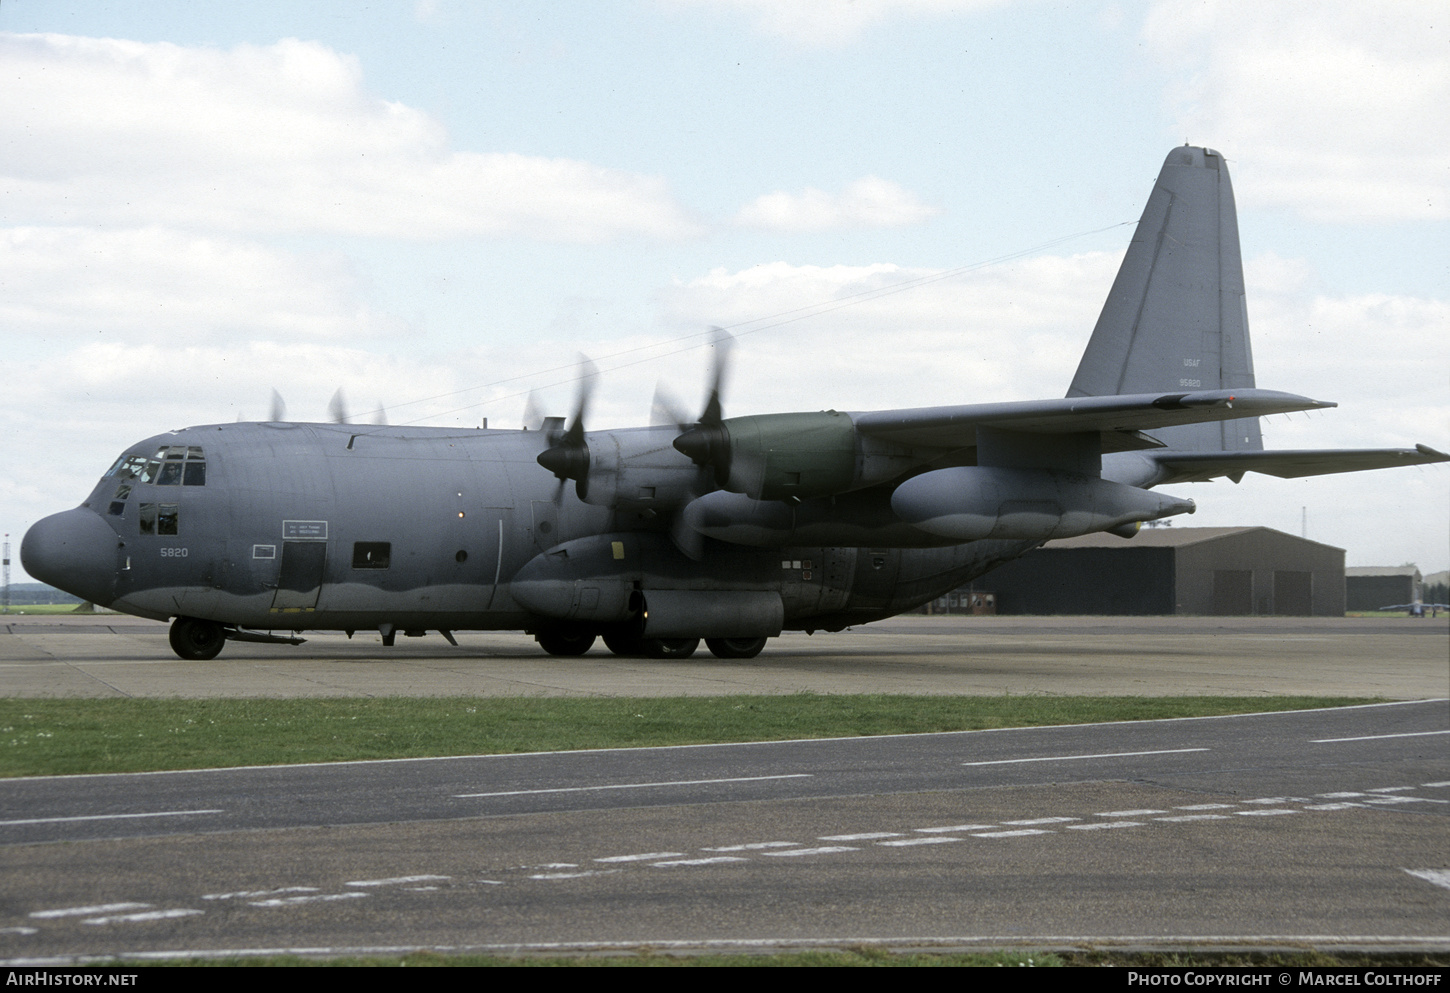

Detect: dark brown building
[967,526,1345,616]
[1344,567,1421,611]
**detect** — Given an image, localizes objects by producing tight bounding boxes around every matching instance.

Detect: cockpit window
[139,503,180,536]
[106,446,206,486]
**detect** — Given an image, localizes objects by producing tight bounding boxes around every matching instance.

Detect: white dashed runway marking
[16,778,1448,933]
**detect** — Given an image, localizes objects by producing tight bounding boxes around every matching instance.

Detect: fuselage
[22,420,1032,641]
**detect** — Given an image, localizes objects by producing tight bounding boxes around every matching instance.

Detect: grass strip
[0,694,1378,778]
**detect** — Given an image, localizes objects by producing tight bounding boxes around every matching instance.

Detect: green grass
[0,603,105,615]
[0,694,1378,777]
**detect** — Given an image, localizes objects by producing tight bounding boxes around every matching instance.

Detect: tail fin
[1068,145,1261,453]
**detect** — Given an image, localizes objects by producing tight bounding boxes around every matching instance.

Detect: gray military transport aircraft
[21,146,1450,661]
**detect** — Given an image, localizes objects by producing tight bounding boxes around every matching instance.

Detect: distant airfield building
[950,526,1345,617]
[1344,567,1422,612]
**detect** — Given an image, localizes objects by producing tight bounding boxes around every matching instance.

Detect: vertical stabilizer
[1068,146,1261,452]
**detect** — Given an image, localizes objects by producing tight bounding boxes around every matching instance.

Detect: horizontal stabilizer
[853,389,1333,452]
[1144,444,1450,485]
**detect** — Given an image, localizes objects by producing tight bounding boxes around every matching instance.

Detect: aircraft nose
[20,508,121,606]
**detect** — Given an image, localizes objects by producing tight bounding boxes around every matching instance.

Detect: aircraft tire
[602,630,644,657]
[643,638,699,659]
[705,637,768,659]
[535,629,596,656]
[169,617,226,661]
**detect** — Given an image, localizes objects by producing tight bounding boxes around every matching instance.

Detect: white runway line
[248,893,369,907]
[961,748,1207,767]
[345,875,450,887]
[31,903,149,919]
[82,909,203,925]
[454,773,811,798]
[203,888,319,901]
[1,808,223,827]
[1312,730,1450,743]
[762,846,859,857]
[1404,869,1450,891]
[877,836,962,846]
[594,852,684,863]
[971,829,1052,838]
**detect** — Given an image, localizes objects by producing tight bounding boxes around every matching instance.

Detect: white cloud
[1142,0,1449,222]
[0,33,700,241]
[667,0,1009,46]
[733,176,942,231]
[657,253,1119,411]
[0,227,406,343]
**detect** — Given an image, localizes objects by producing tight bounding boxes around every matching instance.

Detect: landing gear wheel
[535,629,596,656]
[643,637,699,659]
[169,617,226,661]
[602,630,644,657]
[705,637,768,659]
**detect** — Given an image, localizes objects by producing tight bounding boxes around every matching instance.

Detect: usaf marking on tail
[22,146,1448,661]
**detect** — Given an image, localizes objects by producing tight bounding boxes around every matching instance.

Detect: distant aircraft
[1378,601,1449,618]
[22,146,1449,660]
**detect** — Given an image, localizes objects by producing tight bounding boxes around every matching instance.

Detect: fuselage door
[271,541,327,614]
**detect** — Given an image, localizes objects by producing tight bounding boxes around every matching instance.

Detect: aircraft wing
[853,389,1333,452]
[1143,445,1450,484]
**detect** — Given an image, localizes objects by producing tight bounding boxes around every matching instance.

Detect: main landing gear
[533,627,770,660]
[168,616,226,661]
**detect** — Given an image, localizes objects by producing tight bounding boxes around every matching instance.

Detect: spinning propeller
[669,327,734,487]
[535,357,598,501]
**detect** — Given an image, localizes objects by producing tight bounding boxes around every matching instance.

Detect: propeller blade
[328,389,349,425]
[670,328,735,484]
[269,390,287,422]
[522,391,544,432]
[373,403,387,426]
[699,326,734,427]
[651,382,690,430]
[566,355,598,440]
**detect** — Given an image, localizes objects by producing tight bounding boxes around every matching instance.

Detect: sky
[2,0,1446,582]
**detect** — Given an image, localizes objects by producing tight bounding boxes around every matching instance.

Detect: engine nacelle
[674,410,914,502]
[576,427,700,509]
[891,466,1195,541]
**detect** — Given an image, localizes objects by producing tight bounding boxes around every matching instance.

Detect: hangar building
[1345,567,1421,611]
[970,526,1345,616]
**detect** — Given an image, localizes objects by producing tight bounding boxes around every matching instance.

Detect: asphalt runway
[2,613,1446,698]
[1,700,1447,961]
[1,614,1447,962]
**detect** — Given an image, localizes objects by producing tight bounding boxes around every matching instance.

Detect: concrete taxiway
[1,613,1446,698]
